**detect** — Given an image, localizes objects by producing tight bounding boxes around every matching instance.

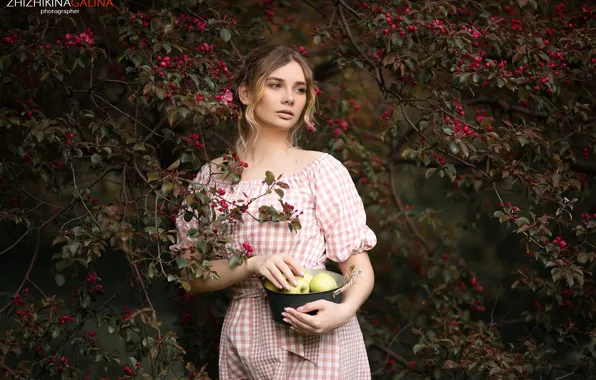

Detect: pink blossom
[222,89,233,105]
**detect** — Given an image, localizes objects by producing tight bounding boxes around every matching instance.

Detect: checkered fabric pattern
[171,152,377,379]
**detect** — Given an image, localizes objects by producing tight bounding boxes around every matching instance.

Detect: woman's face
[243,60,308,132]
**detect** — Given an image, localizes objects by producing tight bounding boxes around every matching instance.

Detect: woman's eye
[270,83,281,89]
[296,88,306,94]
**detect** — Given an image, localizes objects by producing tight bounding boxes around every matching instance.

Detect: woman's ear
[237,83,251,106]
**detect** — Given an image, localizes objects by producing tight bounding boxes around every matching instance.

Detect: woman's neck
[238,137,296,167]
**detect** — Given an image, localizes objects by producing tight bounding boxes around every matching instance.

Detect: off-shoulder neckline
[209,152,330,186]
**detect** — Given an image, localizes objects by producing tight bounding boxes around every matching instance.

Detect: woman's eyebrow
[267,76,306,86]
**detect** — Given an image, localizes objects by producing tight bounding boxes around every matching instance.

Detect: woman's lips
[276,112,294,119]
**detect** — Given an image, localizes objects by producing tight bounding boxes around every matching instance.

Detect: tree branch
[388,165,434,254]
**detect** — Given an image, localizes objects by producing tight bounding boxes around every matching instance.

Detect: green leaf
[155,86,166,100]
[425,168,437,179]
[175,257,188,269]
[220,28,232,42]
[91,154,102,165]
[40,70,51,82]
[167,159,181,170]
[413,343,426,354]
[180,281,192,292]
[391,33,403,47]
[167,107,178,125]
[54,274,66,287]
[343,67,354,79]
[228,255,241,268]
[133,143,146,152]
[147,172,161,182]
[205,77,215,90]
[517,136,531,146]
[161,182,174,195]
[81,295,92,309]
[459,72,472,84]
[577,251,588,264]
[313,35,322,45]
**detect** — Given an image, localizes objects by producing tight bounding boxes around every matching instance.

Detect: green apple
[262,279,280,292]
[302,270,314,285]
[262,275,310,294]
[282,276,310,294]
[309,272,338,292]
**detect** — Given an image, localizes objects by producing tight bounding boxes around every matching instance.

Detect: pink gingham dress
[171,152,377,380]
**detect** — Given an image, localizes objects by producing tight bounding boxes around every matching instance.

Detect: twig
[0,229,33,258]
[69,160,101,229]
[303,0,329,19]
[132,263,157,322]
[489,285,502,327]
[91,91,168,140]
[337,0,361,19]
[382,322,412,370]
[0,229,42,313]
[370,343,421,372]
[388,165,433,254]
[336,2,384,89]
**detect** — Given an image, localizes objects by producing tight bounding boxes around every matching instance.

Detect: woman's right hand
[246,254,304,291]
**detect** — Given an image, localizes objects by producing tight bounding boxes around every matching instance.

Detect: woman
[171,45,377,379]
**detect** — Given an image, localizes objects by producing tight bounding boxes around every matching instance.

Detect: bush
[0,0,595,379]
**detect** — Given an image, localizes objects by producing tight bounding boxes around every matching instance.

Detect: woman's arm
[180,250,252,293]
[337,251,375,316]
[179,250,304,293]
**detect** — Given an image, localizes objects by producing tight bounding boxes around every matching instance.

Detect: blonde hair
[233,45,317,157]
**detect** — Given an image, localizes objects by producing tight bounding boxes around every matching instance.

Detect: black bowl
[262,268,344,325]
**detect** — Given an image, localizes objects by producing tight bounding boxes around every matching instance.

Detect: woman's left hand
[281,300,353,335]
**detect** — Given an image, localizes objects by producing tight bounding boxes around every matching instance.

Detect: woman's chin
[261,120,297,130]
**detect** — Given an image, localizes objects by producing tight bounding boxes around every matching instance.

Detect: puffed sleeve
[312,155,377,262]
[170,163,211,254]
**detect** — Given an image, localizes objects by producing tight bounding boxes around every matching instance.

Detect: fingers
[263,268,290,291]
[296,300,327,313]
[283,255,305,276]
[253,254,305,290]
[282,307,319,330]
[282,308,321,333]
[270,255,302,289]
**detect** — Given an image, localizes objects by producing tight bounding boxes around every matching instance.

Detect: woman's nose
[283,91,294,105]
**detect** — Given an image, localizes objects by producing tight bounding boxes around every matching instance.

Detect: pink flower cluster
[57,28,95,47]
[242,241,254,257]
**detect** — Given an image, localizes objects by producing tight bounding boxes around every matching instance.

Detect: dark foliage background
[0,0,595,379]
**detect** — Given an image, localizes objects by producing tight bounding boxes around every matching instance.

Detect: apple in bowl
[260,268,344,325]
